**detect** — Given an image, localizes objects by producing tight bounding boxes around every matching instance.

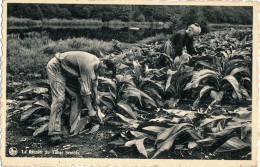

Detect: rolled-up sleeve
[79,76,92,96]
[79,65,98,96]
[80,74,98,96]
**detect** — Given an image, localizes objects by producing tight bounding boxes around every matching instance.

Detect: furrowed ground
[6,29,252,159]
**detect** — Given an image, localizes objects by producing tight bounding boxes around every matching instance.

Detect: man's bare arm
[92,79,99,105]
[83,95,96,117]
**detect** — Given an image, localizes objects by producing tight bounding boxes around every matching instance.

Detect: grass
[8,17,104,27]
[8,17,171,29]
[42,18,104,26]
[137,33,170,44]
[7,32,117,80]
[208,23,252,31]
[7,31,169,81]
[208,23,252,27]
[8,17,42,26]
[108,20,171,29]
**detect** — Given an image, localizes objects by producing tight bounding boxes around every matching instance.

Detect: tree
[152,6,168,21]
[116,5,133,22]
[8,4,43,20]
[142,6,154,22]
[7,4,253,26]
[39,4,57,19]
[136,14,145,22]
[67,5,93,19]
[55,5,71,19]
[179,6,209,33]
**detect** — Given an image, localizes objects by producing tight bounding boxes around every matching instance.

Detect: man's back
[55,51,100,96]
[55,51,99,79]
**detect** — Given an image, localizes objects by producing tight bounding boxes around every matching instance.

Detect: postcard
[1,1,258,166]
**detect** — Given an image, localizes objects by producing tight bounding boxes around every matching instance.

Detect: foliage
[185,30,252,111]
[8,81,51,136]
[7,29,252,159]
[7,32,172,82]
[8,4,252,25]
[138,34,169,45]
[101,29,250,158]
[11,81,106,136]
[7,32,117,80]
[108,106,251,158]
[98,46,167,118]
[164,52,195,108]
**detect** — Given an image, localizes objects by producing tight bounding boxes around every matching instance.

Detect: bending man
[169,23,201,59]
[46,51,115,145]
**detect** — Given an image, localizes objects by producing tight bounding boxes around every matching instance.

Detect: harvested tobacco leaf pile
[6,30,252,159]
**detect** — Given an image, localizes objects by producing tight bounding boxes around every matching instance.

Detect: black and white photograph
[2,1,258,166]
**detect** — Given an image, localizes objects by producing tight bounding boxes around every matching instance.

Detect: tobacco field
[6,29,252,159]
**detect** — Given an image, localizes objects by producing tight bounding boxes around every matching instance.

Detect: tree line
[8,4,252,27]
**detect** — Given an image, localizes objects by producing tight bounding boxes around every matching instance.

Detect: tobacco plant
[8,29,252,159]
[185,50,251,112]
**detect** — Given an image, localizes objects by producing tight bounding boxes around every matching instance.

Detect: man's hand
[83,95,97,117]
[88,109,97,117]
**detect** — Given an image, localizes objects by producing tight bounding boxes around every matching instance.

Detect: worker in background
[169,23,201,59]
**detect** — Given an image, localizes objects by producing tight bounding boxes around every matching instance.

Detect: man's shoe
[49,134,63,145]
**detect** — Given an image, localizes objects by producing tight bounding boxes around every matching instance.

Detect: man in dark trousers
[46,51,115,145]
[169,23,201,59]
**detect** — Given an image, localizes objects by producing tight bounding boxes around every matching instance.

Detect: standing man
[169,23,201,59]
[46,51,115,145]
